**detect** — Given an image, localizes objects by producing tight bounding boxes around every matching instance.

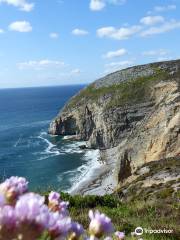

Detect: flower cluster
[0,176,125,240]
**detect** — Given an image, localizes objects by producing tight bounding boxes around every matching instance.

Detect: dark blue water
[0,85,97,192]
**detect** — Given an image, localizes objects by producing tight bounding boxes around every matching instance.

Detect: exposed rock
[116,157,180,202]
[49,60,180,189]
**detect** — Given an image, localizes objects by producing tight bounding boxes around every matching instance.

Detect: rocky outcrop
[49,60,180,188]
[116,157,180,202]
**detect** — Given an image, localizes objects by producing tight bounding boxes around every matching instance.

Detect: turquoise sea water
[0,85,99,192]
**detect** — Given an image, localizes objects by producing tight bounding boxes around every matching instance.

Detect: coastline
[70,146,118,196]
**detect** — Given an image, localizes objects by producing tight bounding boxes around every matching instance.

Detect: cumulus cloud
[103,48,127,59]
[142,49,169,57]
[49,32,59,39]
[0,28,4,33]
[72,28,89,36]
[9,21,32,32]
[141,20,180,37]
[89,0,126,11]
[140,16,164,25]
[97,25,141,40]
[90,0,105,11]
[0,0,34,12]
[18,59,65,70]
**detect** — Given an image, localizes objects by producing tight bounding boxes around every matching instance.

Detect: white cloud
[9,21,32,32]
[72,28,89,36]
[89,0,126,11]
[103,48,127,59]
[141,20,180,37]
[0,0,34,12]
[105,60,133,73]
[97,25,141,40]
[140,16,164,25]
[142,49,169,57]
[49,32,59,39]
[105,60,132,68]
[90,0,105,11]
[0,29,4,33]
[154,5,176,12]
[147,4,176,15]
[18,59,65,70]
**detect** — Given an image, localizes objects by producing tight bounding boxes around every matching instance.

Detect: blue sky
[0,0,180,88]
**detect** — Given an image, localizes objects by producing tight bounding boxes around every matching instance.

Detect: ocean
[0,86,100,192]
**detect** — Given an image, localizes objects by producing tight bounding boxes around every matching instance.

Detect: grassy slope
[67,68,168,109]
[40,158,180,240]
[60,194,179,240]
[40,189,179,239]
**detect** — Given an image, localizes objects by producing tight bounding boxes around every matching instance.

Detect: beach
[70,146,119,196]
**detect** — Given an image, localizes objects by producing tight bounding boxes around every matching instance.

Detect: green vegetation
[67,69,169,110]
[64,194,179,239]
[43,157,180,240]
[41,191,180,240]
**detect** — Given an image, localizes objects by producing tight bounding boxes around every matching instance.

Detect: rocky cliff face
[49,60,180,188]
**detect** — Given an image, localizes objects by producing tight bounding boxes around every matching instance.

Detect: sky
[0,0,180,88]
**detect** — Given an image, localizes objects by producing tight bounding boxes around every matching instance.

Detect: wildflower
[0,176,28,204]
[69,222,84,240]
[59,200,69,216]
[48,191,60,204]
[15,193,49,227]
[115,231,125,239]
[48,191,60,212]
[48,191,69,215]
[0,205,17,228]
[89,210,114,238]
[0,205,17,240]
[48,211,71,238]
[0,194,5,207]
[15,193,50,239]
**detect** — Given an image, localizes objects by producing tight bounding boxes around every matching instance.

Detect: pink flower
[15,193,49,229]
[115,231,125,239]
[0,176,28,204]
[89,210,114,237]
[48,212,71,238]
[0,193,6,207]
[0,205,17,228]
[69,222,84,240]
[48,191,60,204]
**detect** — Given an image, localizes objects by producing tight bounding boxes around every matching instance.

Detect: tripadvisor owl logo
[135,227,144,235]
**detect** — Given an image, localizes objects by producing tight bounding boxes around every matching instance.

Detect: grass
[41,192,180,240]
[39,157,180,240]
[66,69,169,110]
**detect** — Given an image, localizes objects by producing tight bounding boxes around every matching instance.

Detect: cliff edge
[49,60,180,192]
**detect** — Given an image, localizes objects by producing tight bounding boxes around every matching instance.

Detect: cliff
[49,60,180,191]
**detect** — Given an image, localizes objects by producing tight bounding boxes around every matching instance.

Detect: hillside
[49,60,180,196]
[49,60,180,193]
